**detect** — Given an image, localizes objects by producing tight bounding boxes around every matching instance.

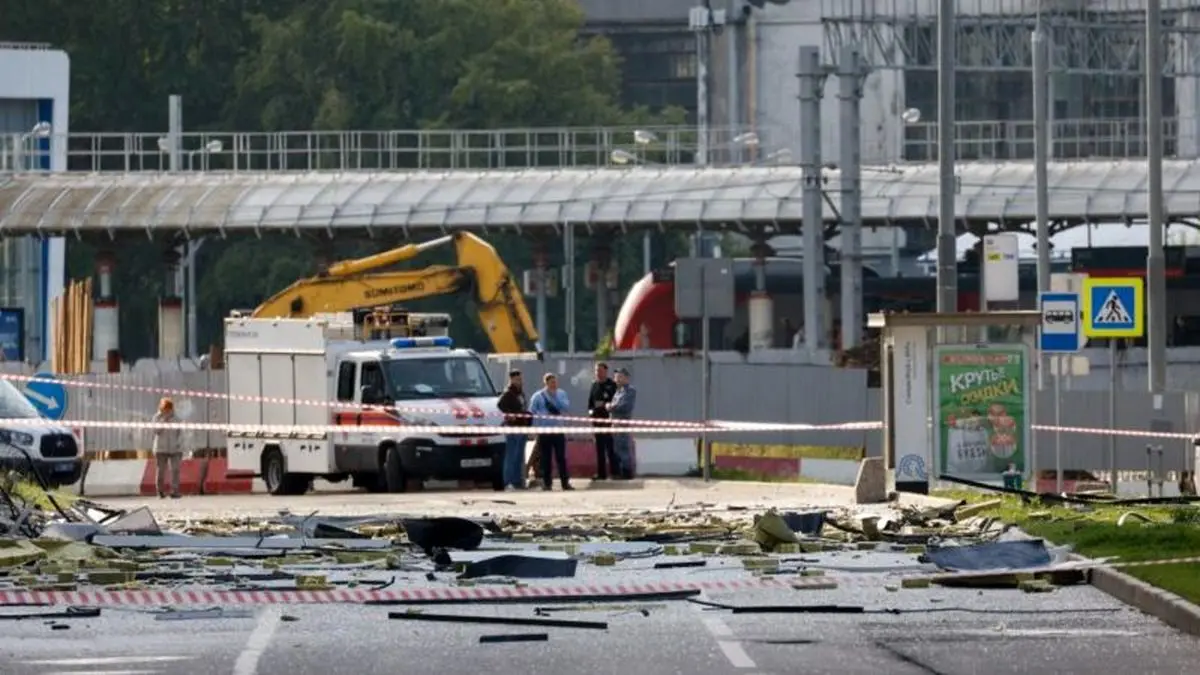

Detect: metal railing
[3,117,1185,172]
[903,117,1185,161]
[0,126,786,173]
[0,42,54,50]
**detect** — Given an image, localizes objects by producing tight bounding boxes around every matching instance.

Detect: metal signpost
[1040,290,1083,493]
[674,258,734,481]
[22,372,68,421]
[1082,277,1146,490]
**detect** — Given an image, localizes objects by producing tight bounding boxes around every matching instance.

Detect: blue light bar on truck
[391,336,453,349]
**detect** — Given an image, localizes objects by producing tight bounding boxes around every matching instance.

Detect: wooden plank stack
[50,277,94,374]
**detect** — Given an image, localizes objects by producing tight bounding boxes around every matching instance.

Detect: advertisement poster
[934,344,1029,481]
[0,308,23,362]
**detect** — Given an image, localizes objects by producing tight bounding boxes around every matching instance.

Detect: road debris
[0,475,1114,609]
[388,610,608,630]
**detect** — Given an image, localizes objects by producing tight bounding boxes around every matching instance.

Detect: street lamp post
[11,121,52,171]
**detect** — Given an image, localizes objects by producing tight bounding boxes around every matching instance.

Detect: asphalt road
[3,547,1198,675]
[95,478,949,521]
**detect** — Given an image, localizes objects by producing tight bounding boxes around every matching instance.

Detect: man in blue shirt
[528,372,574,491]
[606,368,638,479]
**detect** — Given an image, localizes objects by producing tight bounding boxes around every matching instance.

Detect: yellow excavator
[251,232,543,358]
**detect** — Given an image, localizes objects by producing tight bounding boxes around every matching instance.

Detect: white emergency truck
[224,313,507,495]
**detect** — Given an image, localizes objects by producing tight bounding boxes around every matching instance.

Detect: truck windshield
[384,355,498,401]
[0,380,42,419]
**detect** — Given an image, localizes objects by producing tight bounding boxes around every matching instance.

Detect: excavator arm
[250,233,543,357]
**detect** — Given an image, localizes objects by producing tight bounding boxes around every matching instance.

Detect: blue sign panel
[0,308,23,362]
[1039,292,1081,353]
[23,371,67,421]
[1082,277,1144,338]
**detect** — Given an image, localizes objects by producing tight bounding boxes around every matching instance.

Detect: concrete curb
[1069,552,1200,637]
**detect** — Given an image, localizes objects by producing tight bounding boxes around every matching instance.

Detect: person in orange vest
[151,397,183,498]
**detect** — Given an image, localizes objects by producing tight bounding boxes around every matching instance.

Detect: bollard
[1001,462,1023,491]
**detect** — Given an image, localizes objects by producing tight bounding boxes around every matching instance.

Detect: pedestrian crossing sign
[1081,277,1144,338]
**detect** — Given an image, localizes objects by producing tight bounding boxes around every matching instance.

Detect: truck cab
[225,314,507,495]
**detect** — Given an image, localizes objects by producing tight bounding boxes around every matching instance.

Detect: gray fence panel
[8,354,1197,476]
[1032,391,1190,472]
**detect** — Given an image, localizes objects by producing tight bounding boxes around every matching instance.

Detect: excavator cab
[354,306,451,341]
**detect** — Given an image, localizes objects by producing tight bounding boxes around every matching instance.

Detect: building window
[668,53,696,79]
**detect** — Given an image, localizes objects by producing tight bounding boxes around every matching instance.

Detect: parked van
[0,378,82,487]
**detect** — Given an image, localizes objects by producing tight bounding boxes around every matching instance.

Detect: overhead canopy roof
[846,159,1200,225]
[0,160,1196,236]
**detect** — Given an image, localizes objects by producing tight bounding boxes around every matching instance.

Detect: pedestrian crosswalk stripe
[1093,290,1132,325]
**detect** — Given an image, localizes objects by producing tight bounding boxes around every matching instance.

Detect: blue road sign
[1082,277,1144,338]
[1039,292,1081,353]
[22,372,67,421]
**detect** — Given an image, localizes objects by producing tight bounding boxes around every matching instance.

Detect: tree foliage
[4,0,688,359]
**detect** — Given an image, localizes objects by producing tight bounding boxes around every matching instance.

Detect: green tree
[7,0,690,358]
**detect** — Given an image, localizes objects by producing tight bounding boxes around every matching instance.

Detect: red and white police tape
[4,373,1199,440]
[0,418,879,436]
[0,373,718,430]
[2,555,1198,607]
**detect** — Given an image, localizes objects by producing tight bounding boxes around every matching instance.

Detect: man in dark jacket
[496,369,530,490]
[607,368,638,479]
[587,362,619,479]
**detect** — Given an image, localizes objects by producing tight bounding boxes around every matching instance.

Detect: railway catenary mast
[821,0,1200,163]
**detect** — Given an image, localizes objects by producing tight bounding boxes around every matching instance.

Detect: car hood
[394,396,500,426]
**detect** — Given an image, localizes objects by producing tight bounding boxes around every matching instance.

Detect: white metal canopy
[0,160,1197,235]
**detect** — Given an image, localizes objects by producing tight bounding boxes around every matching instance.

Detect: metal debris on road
[0,477,1111,609]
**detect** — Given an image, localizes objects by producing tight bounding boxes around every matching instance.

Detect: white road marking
[41,671,161,675]
[232,608,282,675]
[21,656,188,666]
[950,628,1143,638]
[700,615,757,669]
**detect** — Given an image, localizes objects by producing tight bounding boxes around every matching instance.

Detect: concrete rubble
[0,471,1095,609]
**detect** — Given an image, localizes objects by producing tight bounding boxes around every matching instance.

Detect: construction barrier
[139,457,206,496]
[72,454,256,498]
[712,443,866,484]
[77,459,150,498]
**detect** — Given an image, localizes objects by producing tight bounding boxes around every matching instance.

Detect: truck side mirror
[360,385,383,405]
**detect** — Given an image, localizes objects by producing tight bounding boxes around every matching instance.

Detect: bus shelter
[869,311,1043,495]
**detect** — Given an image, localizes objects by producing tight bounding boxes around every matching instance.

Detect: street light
[762,148,791,164]
[733,131,760,147]
[901,108,922,124]
[633,130,658,145]
[186,139,224,170]
[9,122,53,171]
[610,149,638,165]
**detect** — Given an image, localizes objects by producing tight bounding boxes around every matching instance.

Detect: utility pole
[838,44,866,348]
[1146,0,1167,393]
[798,46,829,354]
[1032,16,1051,297]
[689,4,726,167]
[935,0,957,314]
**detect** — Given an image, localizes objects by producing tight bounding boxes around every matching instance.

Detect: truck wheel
[262,447,309,496]
[382,444,408,493]
[490,447,505,492]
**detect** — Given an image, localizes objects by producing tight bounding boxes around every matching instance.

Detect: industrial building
[0,42,69,363]
[580,0,1195,163]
